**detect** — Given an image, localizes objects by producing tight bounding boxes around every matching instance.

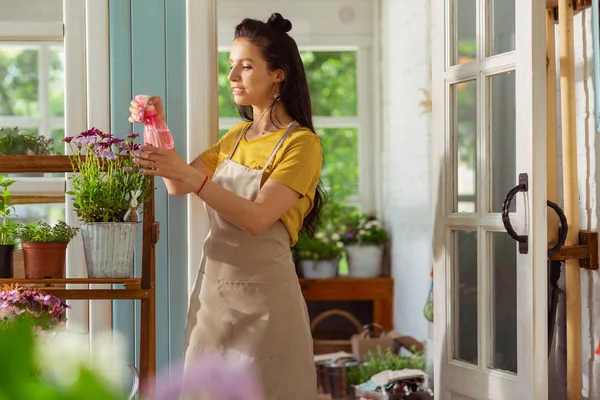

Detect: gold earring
[274,92,280,100]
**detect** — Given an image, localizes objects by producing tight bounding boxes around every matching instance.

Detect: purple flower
[127,133,139,139]
[60,136,75,143]
[122,167,134,172]
[146,353,263,400]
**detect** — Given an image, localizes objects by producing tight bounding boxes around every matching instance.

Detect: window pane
[302,51,357,117]
[489,231,517,374]
[453,230,478,365]
[489,71,516,213]
[451,79,477,213]
[12,202,65,225]
[218,52,237,118]
[217,50,357,117]
[489,0,515,56]
[49,46,65,118]
[0,45,39,117]
[318,127,358,200]
[451,0,476,65]
[50,128,65,155]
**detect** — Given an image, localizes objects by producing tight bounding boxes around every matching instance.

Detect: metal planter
[81,222,138,279]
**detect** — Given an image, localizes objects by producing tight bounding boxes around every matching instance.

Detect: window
[217,50,360,204]
[0,42,65,154]
[0,42,66,224]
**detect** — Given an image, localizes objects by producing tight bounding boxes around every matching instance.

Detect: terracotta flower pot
[22,242,68,279]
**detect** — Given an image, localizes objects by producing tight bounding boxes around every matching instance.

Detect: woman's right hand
[128,95,166,123]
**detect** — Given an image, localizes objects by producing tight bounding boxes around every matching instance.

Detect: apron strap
[227,123,252,160]
[261,121,298,172]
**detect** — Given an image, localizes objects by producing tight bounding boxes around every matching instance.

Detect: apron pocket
[218,279,291,358]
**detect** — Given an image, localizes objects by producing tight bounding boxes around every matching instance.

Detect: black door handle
[501,173,529,254]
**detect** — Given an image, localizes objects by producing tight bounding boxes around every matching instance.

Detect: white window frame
[216,43,377,212]
[0,0,112,341]
[0,36,66,196]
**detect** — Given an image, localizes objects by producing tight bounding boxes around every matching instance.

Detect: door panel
[432,0,547,398]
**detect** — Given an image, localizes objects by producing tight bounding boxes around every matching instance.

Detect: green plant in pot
[340,213,390,278]
[0,127,56,156]
[0,175,18,278]
[294,230,344,279]
[63,128,151,279]
[15,221,79,279]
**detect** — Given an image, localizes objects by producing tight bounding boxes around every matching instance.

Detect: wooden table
[299,277,394,330]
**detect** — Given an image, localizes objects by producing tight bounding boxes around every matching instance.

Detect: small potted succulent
[15,220,80,279]
[0,127,56,177]
[294,230,344,279]
[0,175,18,278]
[341,214,390,278]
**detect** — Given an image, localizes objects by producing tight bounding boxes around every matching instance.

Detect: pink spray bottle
[136,95,174,149]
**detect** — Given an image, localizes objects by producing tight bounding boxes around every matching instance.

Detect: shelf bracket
[547,230,598,270]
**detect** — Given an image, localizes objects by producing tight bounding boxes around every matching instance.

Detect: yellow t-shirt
[199,121,322,245]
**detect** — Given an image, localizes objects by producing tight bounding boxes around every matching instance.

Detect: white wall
[379,0,432,345]
[564,9,600,399]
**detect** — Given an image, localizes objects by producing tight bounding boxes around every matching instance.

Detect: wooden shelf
[299,277,394,331]
[0,278,149,299]
[0,155,157,394]
[1,277,141,287]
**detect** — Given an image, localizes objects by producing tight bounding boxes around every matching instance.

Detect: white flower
[316,231,326,240]
[36,329,128,388]
[359,229,366,235]
[332,233,341,241]
[336,242,344,248]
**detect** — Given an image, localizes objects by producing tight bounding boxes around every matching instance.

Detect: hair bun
[267,13,292,33]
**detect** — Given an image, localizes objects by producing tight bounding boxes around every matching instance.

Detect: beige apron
[183,122,317,399]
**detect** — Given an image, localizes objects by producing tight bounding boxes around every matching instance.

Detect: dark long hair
[234,13,325,238]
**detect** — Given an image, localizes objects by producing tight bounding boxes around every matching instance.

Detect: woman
[129,13,322,399]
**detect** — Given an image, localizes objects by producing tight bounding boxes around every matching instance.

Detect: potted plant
[0,127,56,177]
[62,128,151,278]
[0,175,18,278]
[347,348,430,399]
[294,230,344,279]
[0,284,70,331]
[341,214,390,277]
[15,220,80,279]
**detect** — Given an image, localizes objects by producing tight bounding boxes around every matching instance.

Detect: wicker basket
[311,309,363,354]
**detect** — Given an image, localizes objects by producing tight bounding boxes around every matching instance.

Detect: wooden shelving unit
[0,155,158,390]
[299,277,394,331]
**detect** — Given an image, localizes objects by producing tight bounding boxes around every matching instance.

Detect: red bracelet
[196,176,209,195]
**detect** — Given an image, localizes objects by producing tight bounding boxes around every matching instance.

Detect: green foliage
[0,175,17,245]
[15,220,79,243]
[0,127,56,155]
[295,231,344,261]
[0,46,64,117]
[293,194,356,261]
[0,320,123,400]
[217,50,357,118]
[64,129,151,223]
[0,46,66,154]
[341,213,389,246]
[346,348,427,386]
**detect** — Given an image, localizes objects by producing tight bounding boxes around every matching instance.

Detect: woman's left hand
[133,145,192,182]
